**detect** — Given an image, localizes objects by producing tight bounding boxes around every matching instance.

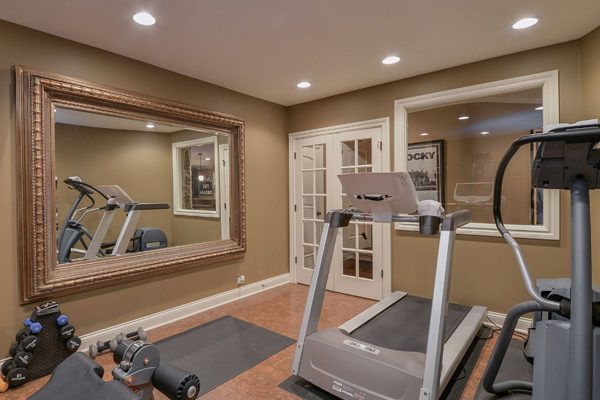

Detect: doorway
[289,118,391,300]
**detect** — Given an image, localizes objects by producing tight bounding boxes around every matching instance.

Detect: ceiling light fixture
[297,81,311,89]
[480,131,490,135]
[205,157,211,161]
[133,12,156,26]
[458,115,470,120]
[535,106,544,111]
[512,17,539,30]
[382,56,400,65]
[146,123,155,129]
[420,132,429,136]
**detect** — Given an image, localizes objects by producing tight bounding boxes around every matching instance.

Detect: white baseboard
[484,311,532,335]
[2,273,290,365]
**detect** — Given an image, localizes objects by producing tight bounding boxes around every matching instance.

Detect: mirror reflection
[407,87,544,225]
[54,107,230,264]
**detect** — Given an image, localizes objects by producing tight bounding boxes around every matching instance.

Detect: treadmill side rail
[292,215,339,375]
[419,229,455,400]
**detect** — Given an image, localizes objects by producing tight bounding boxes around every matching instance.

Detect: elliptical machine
[482,122,600,399]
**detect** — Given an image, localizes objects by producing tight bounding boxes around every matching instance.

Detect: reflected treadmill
[292,172,486,400]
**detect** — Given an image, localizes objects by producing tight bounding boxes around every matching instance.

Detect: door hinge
[381,269,384,278]
[224,202,227,210]
[294,204,297,212]
[377,141,383,151]
[295,256,298,264]
[294,152,297,159]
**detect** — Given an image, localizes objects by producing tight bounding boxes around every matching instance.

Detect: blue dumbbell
[56,314,69,327]
[24,318,42,334]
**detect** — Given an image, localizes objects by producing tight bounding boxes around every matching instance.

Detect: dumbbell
[66,336,81,352]
[23,318,42,334]
[4,367,27,388]
[15,329,38,352]
[88,327,147,359]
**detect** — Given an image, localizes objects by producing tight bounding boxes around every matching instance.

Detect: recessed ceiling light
[382,56,401,65]
[146,123,155,129]
[133,12,156,26]
[458,115,470,120]
[535,106,544,111]
[297,81,311,89]
[420,132,429,136]
[205,157,211,161]
[53,108,57,113]
[480,131,490,135]
[512,17,539,30]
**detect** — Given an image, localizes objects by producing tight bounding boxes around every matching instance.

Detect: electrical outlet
[237,275,245,285]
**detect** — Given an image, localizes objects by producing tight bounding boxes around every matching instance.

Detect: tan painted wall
[0,20,288,352]
[288,40,588,313]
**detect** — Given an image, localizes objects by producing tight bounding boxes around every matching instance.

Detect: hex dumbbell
[23,318,42,334]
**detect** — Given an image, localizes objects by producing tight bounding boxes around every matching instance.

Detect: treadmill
[292,172,487,400]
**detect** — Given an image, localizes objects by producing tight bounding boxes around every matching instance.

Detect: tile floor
[3,283,501,399]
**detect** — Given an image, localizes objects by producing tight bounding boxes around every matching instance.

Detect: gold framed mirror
[16,66,246,303]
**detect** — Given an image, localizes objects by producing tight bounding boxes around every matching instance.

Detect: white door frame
[288,118,392,297]
[219,144,230,240]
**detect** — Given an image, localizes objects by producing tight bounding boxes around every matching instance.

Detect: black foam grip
[152,363,200,400]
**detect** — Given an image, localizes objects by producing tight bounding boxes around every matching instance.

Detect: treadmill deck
[348,294,471,353]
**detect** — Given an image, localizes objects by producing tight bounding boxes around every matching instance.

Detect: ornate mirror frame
[16,66,246,304]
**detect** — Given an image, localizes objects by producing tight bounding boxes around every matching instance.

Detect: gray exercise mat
[475,338,532,399]
[156,315,294,396]
[350,295,471,353]
[280,328,490,400]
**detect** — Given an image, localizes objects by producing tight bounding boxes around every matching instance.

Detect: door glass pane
[303,221,314,244]
[358,223,373,251]
[341,140,356,167]
[315,196,326,220]
[303,245,315,269]
[314,144,326,168]
[303,196,314,219]
[315,221,324,244]
[357,139,372,165]
[315,170,326,194]
[341,167,355,176]
[342,251,356,276]
[302,171,313,194]
[358,252,373,279]
[302,145,313,170]
[342,224,355,249]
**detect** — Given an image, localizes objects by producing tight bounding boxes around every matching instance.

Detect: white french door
[291,120,390,300]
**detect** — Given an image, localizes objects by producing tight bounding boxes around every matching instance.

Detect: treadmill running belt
[349,295,471,353]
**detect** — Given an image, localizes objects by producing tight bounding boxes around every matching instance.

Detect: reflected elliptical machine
[292,172,486,400]
[482,122,600,399]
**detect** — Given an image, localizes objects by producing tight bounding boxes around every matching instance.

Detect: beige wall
[0,20,287,352]
[288,40,589,313]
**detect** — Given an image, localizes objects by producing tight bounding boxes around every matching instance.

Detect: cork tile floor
[3,283,501,399]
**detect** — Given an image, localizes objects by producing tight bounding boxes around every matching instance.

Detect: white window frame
[172,136,220,218]
[394,71,560,240]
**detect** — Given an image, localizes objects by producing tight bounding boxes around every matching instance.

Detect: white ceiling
[55,108,181,133]
[1,0,599,106]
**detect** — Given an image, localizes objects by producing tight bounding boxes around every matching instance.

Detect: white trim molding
[0,274,290,365]
[172,136,220,218]
[288,118,392,298]
[394,71,560,240]
[485,310,533,335]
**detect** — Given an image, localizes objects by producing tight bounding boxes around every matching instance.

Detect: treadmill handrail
[124,203,170,213]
